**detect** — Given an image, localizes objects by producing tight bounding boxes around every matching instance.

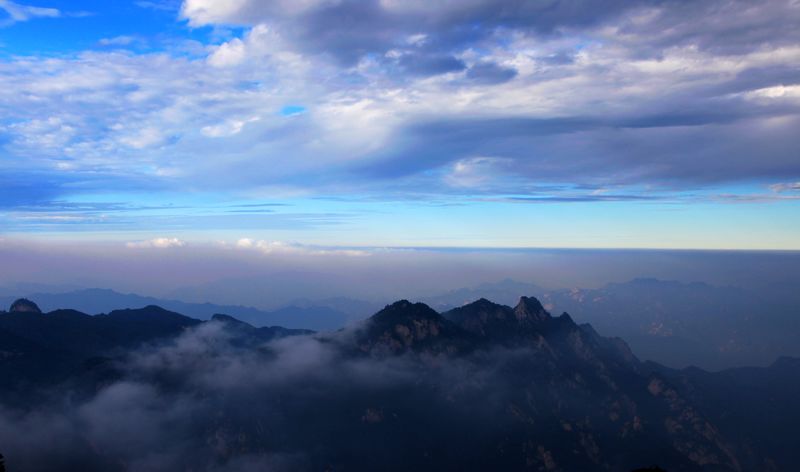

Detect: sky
[1,0,799,253]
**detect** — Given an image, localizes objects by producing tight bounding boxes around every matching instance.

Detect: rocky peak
[357,300,466,354]
[443,298,515,335]
[371,300,442,325]
[454,297,508,316]
[513,296,550,323]
[9,298,42,314]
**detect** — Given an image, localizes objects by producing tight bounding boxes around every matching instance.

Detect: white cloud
[201,117,259,137]
[99,36,137,47]
[769,182,800,193]
[126,238,187,249]
[0,0,59,25]
[207,37,247,67]
[235,238,255,248]
[229,238,369,257]
[181,0,336,25]
[3,117,78,156]
[119,126,168,149]
[180,0,248,26]
[743,84,800,101]
[445,157,512,188]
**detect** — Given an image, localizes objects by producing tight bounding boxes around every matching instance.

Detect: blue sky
[1,0,799,251]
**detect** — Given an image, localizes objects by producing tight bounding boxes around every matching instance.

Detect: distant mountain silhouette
[540,278,800,369]
[422,278,547,310]
[0,288,350,330]
[211,313,313,345]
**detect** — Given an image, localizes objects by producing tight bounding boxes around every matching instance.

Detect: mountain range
[0,289,355,331]
[3,277,799,370]
[1,294,798,470]
[423,278,800,370]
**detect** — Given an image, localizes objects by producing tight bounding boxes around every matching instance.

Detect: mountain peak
[211,313,255,329]
[371,300,441,323]
[356,300,465,354]
[211,313,245,324]
[513,296,549,322]
[9,298,42,314]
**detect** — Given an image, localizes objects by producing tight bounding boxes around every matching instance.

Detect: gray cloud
[613,0,800,56]
[182,0,800,63]
[397,53,466,77]
[353,102,800,186]
[181,0,656,62]
[465,62,518,84]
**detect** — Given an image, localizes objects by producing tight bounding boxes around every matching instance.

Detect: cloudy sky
[1,0,799,250]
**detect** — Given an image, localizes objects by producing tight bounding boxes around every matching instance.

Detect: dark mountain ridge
[0,299,310,405]
[8,277,799,370]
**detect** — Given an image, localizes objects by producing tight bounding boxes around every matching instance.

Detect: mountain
[645,357,800,471]
[0,299,310,406]
[422,278,547,311]
[211,313,314,345]
[0,288,350,330]
[335,297,747,470]
[539,278,800,369]
[1,294,799,471]
[286,296,382,321]
[424,278,800,369]
[351,300,473,355]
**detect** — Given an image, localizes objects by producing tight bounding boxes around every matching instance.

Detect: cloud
[207,37,247,67]
[229,238,369,257]
[0,0,59,25]
[464,62,518,84]
[0,0,797,235]
[396,53,466,77]
[769,181,800,193]
[126,238,187,249]
[99,36,137,47]
[444,157,513,189]
[179,0,800,64]
[201,117,260,137]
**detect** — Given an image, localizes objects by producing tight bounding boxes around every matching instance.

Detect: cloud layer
[0,0,799,239]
